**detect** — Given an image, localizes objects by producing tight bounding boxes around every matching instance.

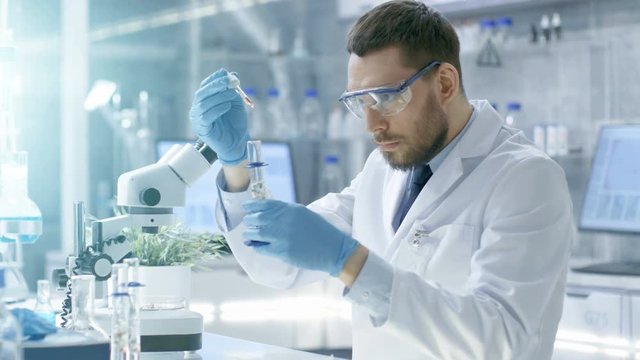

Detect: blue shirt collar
[427,103,478,172]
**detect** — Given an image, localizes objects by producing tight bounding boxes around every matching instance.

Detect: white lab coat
[219,100,573,359]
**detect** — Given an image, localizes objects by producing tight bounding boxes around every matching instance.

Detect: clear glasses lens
[343,87,412,120]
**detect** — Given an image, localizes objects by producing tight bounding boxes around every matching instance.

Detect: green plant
[123,224,230,267]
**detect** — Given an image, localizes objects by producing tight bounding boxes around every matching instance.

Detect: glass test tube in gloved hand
[246,140,272,200]
[227,73,255,109]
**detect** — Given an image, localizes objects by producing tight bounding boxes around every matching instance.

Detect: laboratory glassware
[33,279,56,325]
[0,25,17,154]
[299,89,325,139]
[0,151,42,302]
[227,73,255,109]
[124,258,141,359]
[266,88,294,139]
[319,155,345,196]
[110,263,129,298]
[246,140,272,200]
[71,275,108,340]
[504,102,521,126]
[111,291,131,360]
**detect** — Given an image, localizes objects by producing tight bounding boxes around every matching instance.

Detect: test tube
[124,258,142,359]
[227,73,255,109]
[246,140,271,200]
[111,292,131,360]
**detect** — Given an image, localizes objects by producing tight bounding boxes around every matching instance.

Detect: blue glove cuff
[217,147,248,166]
[330,236,360,277]
[216,133,250,166]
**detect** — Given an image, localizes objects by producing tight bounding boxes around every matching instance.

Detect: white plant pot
[137,265,191,310]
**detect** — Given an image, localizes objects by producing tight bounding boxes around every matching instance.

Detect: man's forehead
[346,48,415,91]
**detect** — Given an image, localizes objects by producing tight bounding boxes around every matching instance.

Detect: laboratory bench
[21,331,344,360]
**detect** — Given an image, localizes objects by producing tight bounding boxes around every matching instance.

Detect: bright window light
[190,301,216,324]
[84,80,117,111]
[555,330,630,348]
[220,296,351,323]
[554,341,598,354]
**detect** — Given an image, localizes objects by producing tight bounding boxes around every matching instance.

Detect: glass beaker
[71,275,108,340]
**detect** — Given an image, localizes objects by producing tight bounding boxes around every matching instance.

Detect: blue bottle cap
[497,17,513,27]
[507,102,521,111]
[324,155,339,164]
[267,88,279,97]
[480,19,496,29]
[304,89,318,98]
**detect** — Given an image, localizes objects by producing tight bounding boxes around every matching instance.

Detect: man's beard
[377,92,449,171]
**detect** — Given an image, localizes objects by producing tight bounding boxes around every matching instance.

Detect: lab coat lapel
[384,100,503,259]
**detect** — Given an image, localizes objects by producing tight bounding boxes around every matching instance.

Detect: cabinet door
[558,290,623,338]
[629,296,640,343]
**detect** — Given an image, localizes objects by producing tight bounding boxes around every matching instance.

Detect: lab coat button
[223,199,232,207]
[362,291,370,301]
[411,237,422,248]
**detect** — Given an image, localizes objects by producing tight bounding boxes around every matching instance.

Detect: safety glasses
[338,61,441,120]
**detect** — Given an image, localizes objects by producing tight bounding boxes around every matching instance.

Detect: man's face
[346,47,449,171]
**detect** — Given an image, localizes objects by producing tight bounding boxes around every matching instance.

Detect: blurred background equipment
[0,0,42,303]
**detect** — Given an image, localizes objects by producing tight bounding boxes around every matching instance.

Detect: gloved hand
[242,200,359,277]
[10,308,57,341]
[189,68,250,166]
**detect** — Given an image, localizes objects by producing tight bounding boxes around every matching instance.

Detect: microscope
[53,140,217,357]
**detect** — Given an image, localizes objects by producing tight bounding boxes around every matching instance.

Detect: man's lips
[377,141,400,151]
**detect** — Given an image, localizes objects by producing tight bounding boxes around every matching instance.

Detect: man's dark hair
[347,0,464,93]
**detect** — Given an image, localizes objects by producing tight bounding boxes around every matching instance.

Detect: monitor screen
[156,140,297,233]
[580,125,640,233]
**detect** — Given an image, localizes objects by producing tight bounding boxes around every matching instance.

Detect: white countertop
[200,332,343,359]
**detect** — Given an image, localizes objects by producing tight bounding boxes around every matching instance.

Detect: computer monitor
[156,139,297,233]
[580,124,640,233]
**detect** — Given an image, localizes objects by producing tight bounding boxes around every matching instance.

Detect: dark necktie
[392,165,433,231]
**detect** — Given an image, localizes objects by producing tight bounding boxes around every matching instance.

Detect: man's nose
[365,108,389,134]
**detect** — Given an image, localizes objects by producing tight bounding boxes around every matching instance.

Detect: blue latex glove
[189,68,250,166]
[242,200,359,277]
[10,308,57,341]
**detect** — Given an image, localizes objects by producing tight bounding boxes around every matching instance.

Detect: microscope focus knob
[90,254,114,281]
[140,187,161,206]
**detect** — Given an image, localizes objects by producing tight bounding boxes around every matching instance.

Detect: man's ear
[435,63,460,106]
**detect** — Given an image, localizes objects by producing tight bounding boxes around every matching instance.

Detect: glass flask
[71,275,108,340]
[0,151,42,302]
[33,279,56,325]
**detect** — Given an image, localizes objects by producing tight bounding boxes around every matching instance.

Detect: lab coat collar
[384,99,503,256]
[457,99,503,159]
